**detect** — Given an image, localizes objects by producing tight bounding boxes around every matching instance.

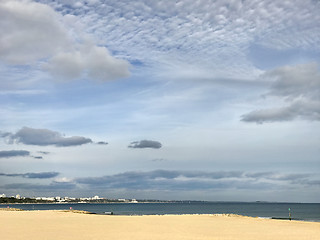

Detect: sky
[0,0,319,202]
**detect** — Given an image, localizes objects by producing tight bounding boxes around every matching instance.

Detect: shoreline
[2,202,319,223]
[1,210,319,240]
[0,208,318,223]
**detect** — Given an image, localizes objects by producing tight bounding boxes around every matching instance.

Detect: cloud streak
[3,181,76,190]
[128,140,162,149]
[0,172,59,179]
[0,150,30,158]
[96,141,108,145]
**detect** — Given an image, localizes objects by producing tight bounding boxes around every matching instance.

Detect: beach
[1,210,319,240]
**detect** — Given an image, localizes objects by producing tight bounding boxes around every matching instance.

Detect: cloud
[246,172,312,181]
[37,151,50,155]
[0,0,68,64]
[0,171,59,179]
[244,172,274,179]
[2,127,93,147]
[241,100,320,123]
[76,170,245,190]
[3,181,76,190]
[0,0,130,82]
[242,63,320,123]
[265,62,320,99]
[1,170,318,195]
[128,140,162,149]
[151,158,167,162]
[44,0,320,80]
[245,172,320,187]
[44,43,130,81]
[96,141,108,145]
[75,170,320,191]
[76,170,245,189]
[53,177,73,183]
[0,150,30,158]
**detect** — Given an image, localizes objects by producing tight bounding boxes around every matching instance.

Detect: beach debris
[61,209,94,214]
[104,211,114,215]
[0,207,23,211]
[212,214,248,218]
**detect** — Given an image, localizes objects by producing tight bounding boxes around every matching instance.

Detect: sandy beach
[1,209,319,240]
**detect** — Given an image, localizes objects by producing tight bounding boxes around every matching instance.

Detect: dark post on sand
[289,208,291,221]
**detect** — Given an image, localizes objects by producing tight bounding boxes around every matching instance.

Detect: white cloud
[45,51,84,80]
[266,62,320,99]
[85,44,130,81]
[45,43,130,81]
[0,0,130,82]
[0,0,69,64]
[242,63,320,123]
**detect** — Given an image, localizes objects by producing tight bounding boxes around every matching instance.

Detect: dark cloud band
[1,170,318,195]
[75,170,320,191]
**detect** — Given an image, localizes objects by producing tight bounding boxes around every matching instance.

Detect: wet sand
[1,210,319,240]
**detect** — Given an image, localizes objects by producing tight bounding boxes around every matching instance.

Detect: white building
[0,193,6,198]
[36,197,55,201]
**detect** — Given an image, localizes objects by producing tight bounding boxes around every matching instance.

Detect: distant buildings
[0,193,139,203]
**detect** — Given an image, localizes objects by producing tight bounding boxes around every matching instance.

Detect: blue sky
[0,0,319,202]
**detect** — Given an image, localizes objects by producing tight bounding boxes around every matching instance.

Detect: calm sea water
[1,202,319,222]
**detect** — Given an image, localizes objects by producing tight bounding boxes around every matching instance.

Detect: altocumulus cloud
[0,150,30,158]
[242,63,320,123]
[0,0,130,81]
[2,127,92,147]
[51,0,320,80]
[128,140,162,149]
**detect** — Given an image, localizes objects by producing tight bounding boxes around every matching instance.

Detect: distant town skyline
[0,0,319,202]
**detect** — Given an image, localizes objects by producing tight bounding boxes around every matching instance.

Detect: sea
[1,202,320,222]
